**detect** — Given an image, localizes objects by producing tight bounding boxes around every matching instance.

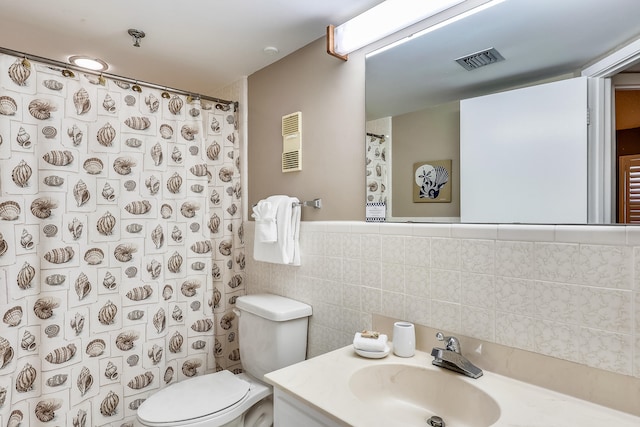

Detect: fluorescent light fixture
[367,0,506,58]
[68,55,109,71]
[328,0,465,60]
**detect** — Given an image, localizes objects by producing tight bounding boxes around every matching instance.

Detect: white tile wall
[244,221,640,378]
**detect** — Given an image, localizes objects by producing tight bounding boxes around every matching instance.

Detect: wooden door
[619,154,640,223]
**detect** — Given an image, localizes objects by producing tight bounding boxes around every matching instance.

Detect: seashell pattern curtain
[0,52,244,426]
[365,133,388,206]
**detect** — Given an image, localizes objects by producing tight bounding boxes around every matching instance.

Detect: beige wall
[248,38,365,221]
[391,101,460,218]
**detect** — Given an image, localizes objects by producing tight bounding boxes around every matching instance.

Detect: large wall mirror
[365,0,640,224]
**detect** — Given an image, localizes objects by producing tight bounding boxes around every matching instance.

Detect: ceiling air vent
[455,47,504,71]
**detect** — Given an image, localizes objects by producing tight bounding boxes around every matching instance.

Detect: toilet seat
[137,370,252,426]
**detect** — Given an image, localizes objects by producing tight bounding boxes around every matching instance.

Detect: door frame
[582,37,640,223]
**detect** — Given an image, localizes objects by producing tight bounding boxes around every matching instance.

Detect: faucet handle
[435,332,461,354]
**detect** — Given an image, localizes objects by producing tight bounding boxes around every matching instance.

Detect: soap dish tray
[354,343,390,359]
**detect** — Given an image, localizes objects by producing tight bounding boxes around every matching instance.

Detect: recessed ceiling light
[68,55,109,71]
[263,46,279,56]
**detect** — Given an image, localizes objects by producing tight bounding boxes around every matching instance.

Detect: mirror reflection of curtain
[365,117,391,218]
[0,53,242,425]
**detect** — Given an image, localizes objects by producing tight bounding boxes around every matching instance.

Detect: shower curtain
[0,53,244,426]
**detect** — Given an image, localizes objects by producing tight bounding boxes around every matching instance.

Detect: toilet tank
[235,294,312,380]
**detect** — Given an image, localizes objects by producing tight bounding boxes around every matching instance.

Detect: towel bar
[252,198,322,209]
[293,199,322,209]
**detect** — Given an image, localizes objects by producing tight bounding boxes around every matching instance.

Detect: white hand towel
[290,201,301,266]
[353,332,388,352]
[253,195,301,265]
[252,200,278,242]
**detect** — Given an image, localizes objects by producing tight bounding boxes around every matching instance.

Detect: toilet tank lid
[236,294,312,321]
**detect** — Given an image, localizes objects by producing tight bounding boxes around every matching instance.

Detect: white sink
[349,364,501,427]
[265,346,640,427]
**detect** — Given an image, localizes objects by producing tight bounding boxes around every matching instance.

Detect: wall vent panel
[282,111,302,172]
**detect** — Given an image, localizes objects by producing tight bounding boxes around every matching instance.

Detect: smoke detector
[455,47,504,71]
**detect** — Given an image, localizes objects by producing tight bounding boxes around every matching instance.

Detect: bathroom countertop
[264,345,640,427]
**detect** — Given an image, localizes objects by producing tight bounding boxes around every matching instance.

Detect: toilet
[136,293,312,427]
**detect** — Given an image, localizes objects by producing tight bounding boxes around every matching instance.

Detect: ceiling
[366,0,640,120]
[5,0,640,113]
[0,0,384,97]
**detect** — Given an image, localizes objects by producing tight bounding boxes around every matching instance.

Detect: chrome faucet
[430,332,483,379]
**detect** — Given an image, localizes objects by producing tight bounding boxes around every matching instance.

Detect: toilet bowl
[136,294,312,427]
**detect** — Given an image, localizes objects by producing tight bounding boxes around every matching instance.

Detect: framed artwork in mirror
[413,160,451,203]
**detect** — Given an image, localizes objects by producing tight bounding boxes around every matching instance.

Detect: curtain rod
[0,46,235,106]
